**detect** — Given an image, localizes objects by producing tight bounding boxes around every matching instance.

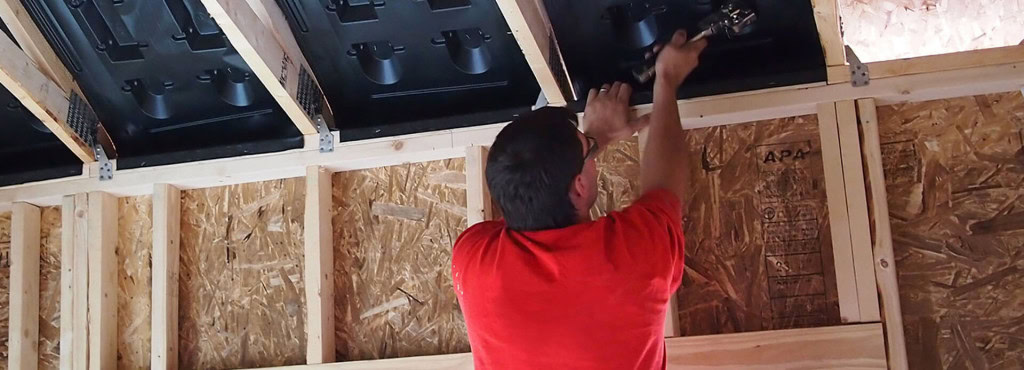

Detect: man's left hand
[582,81,651,147]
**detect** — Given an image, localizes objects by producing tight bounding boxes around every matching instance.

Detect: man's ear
[569,173,586,200]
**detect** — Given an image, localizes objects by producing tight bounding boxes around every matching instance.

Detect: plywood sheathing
[38,206,62,370]
[332,159,471,361]
[0,212,10,366]
[676,115,842,335]
[179,179,307,370]
[840,0,1024,62]
[589,138,643,217]
[877,92,1024,369]
[117,196,152,369]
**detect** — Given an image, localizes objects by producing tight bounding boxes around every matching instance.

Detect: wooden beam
[9,202,41,370]
[816,102,861,323]
[249,323,886,369]
[303,166,335,364]
[834,100,880,322]
[2,54,1024,207]
[496,0,574,105]
[810,0,846,66]
[87,191,117,370]
[152,184,181,369]
[664,294,680,338]
[0,0,76,93]
[59,195,86,370]
[828,44,1024,84]
[0,30,95,162]
[855,98,909,370]
[465,146,492,226]
[200,0,327,135]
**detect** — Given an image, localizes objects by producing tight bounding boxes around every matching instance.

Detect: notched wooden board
[878,92,1024,369]
[179,179,307,370]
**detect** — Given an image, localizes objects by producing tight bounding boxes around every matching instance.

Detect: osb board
[179,179,307,370]
[39,206,62,370]
[118,196,152,369]
[0,211,9,368]
[675,115,842,335]
[332,159,470,361]
[841,0,1024,62]
[589,138,643,218]
[877,92,1024,369]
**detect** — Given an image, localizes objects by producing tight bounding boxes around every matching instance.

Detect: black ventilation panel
[0,24,82,186]
[545,0,827,107]
[276,0,540,140]
[23,0,302,169]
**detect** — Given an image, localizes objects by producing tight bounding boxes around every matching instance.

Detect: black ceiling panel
[275,0,541,141]
[545,0,827,107]
[23,0,302,169]
[0,22,83,186]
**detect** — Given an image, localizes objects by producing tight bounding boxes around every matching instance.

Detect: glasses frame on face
[569,116,599,170]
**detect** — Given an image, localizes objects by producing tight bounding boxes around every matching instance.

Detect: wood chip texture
[332,159,470,361]
[675,115,841,335]
[179,179,307,369]
[39,206,62,370]
[841,0,1024,62]
[118,196,152,369]
[878,92,1024,369]
[0,211,9,367]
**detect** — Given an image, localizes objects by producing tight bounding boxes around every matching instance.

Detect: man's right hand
[654,30,708,88]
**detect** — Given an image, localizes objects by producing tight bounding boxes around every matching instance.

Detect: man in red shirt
[452,31,707,369]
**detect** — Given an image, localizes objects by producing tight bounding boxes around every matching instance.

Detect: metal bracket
[316,116,334,153]
[845,45,870,87]
[94,143,113,181]
[532,91,548,110]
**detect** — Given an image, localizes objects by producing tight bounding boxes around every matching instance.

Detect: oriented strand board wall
[118,196,152,369]
[39,206,62,370]
[179,179,307,369]
[589,138,643,217]
[332,159,470,361]
[840,0,1024,62]
[675,115,841,335]
[0,212,9,367]
[878,92,1024,369]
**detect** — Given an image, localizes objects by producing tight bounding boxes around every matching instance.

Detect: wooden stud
[152,184,181,369]
[834,100,881,322]
[495,0,574,105]
[0,30,95,162]
[87,191,118,370]
[71,193,89,370]
[304,166,335,364]
[9,202,41,370]
[855,98,909,370]
[58,195,83,370]
[816,102,861,323]
[249,323,886,370]
[810,0,846,66]
[664,295,680,338]
[0,0,77,93]
[828,44,1024,84]
[200,0,327,135]
[465,146,492,226]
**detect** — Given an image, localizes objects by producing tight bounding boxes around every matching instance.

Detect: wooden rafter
[496,0,575,106]
[0,0,75,92]
[810,0,846,66]
[199,0,331,135]
[0,30,95,162]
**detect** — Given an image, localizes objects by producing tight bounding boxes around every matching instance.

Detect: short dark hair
[486,107,584,231]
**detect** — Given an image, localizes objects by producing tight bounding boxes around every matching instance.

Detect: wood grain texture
[152,184,180,370]
[37,206,61,370]
[59,197,76,370]
[305,167,334,364]
[871,92,1024,369]
[117,196,153,369]
[0,211,10,365]
[828,44,1024,83]
[495,0,573,105]
[464,146,491,226]
[179,179,307,370]
[87,192,117,370]
[10,202,40,370]
[811,0,846,66]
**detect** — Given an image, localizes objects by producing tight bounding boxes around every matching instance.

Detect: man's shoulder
[454,220,505,251]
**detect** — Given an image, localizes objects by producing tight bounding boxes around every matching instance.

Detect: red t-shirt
[452,189,685,370]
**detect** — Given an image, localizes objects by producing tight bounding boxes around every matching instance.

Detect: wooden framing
[304,166,335,364]
[828,44,1024,84]
[465,146,493,226]
[811,0,846,66]
[0,29,95,162]
[61,193,89,370]
[199,0,329,135]
[152,184,181,370]
[87,191,117,370]
[855,98,909,370]
[254,323,886,369]
[9,202,41,370]
[495,0,574,105]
